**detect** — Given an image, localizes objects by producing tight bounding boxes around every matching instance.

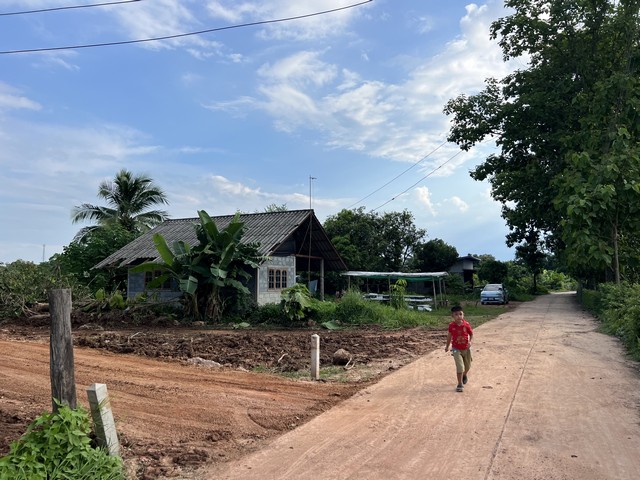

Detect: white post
[87,383,120,457]
[310,334,320,380]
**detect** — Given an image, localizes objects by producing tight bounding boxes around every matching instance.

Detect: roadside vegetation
[0,403,124,480]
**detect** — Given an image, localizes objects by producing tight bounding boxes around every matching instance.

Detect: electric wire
[346,139,448,209]
[369,148,465,212]
[0,0,373,55]
[0,0,142,17]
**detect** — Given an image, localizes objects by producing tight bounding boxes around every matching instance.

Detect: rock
[187,357,222,368]
[332,348,351,366]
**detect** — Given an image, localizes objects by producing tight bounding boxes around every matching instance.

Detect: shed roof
[343,271,449,282]
[95,209,347,271]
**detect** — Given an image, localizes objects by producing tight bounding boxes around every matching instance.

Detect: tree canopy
[323,208,426,272]
[411,239,459,272]
[444,0,640,283]
[71,169,169,242]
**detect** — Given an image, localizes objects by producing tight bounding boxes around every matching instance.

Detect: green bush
[334,291,384,325]
[251,302,286,325]
[0,403,124,480]
[583,283,640,360]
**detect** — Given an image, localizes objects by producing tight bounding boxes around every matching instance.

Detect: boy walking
[445,305,473,392]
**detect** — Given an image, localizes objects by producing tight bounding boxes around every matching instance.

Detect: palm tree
[71,169,169,242]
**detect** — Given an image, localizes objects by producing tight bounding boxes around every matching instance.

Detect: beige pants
[452,348,472,373]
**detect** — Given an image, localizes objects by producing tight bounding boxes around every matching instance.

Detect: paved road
[205,293,640,480]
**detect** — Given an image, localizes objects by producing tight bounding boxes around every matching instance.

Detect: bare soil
[0,311,448,479]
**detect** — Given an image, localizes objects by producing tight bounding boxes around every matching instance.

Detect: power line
[0,0,373,55]
[369,148,465,212]
[0,0,142,17]
[346,139,448,209]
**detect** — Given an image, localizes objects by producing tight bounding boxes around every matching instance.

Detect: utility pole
[308,176,316,290]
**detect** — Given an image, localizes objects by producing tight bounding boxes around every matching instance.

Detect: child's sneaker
[456,384,464,392]
[463,374,468,385]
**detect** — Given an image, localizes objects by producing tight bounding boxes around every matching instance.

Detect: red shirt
[449,320,473,350]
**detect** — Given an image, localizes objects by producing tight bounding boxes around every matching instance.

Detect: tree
[323,208,426,272]
[478,258,509,284]
[52,224,138,292]
[411,239,459,272]
[71,169,169,242]
[264,203,288,212]
[444,0,640,283]
[133,210,264,322]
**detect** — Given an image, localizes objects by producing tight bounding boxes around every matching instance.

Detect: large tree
[444,0,640,283]
[323,208,426,272]
[71,169,169,242]
[411,239,459,272]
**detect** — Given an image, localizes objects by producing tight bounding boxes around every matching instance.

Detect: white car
[480,284,508,305]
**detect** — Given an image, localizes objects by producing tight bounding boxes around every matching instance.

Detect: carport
[342,271,449,311]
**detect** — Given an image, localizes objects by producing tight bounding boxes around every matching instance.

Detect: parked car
[480,284,508,305]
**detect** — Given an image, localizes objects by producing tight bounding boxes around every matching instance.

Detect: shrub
[280,283,313,323]
[584,283,640,360]
[0,403,124,480]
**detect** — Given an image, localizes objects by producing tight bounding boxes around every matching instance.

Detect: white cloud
[0,84,41,111]
[415,186,436,216]
[448,196,469,212]
[210,0,516,175]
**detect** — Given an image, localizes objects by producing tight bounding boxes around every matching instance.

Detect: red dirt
[0,312,447,479]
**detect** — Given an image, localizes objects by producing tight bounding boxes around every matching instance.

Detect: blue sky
[0,0,521,265]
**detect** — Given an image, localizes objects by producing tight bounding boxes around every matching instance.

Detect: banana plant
[134,210,265,322]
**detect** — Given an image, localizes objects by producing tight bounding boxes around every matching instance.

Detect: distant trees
[71,169,169,243]
[323,208,426,272]
[411,239,459,272]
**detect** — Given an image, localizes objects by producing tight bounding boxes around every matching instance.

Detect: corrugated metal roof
[94,209,347,271]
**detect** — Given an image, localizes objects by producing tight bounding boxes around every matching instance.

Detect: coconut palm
[71,169,169,243]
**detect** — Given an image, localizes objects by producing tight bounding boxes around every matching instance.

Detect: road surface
[204,293,640,480]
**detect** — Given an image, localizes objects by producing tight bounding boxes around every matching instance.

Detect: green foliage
[80,289,127,314]
[133,210,264,322]
[323,207,426,272]
[478,259,509,284]
[0,403,123,480]
[445,0,640,282]
[333,291,385,325]
[411,239,459,272]
[51,224,137,293]
[538,269,577,292]
[585,283,640,360]
[389,279,408,310]
[0,261,48,316]
[280,283,314,323]
[71,169,169,242]
[251,302,286,324]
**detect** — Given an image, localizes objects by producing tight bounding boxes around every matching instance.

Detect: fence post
[311,334,320,380]
[49,288,77,412]
[87,383,120,457]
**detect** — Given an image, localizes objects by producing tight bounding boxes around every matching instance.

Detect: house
[94,209,347,305]
[449,254,481,287]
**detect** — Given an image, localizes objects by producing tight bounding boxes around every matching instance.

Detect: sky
[0,0,523,265]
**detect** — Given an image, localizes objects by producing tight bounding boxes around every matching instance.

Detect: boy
[444,305,473,392]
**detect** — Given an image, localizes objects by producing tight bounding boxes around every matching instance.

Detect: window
[145,270,172,290]
[268,268,288,290]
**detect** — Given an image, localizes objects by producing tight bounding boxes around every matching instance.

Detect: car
[480,283,508,305]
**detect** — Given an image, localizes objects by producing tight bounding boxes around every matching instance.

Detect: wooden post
[49,288,77,412]
[311,334,320,380]
[87,384,120,457]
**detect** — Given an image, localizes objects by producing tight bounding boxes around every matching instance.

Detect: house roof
[94,209,347,271]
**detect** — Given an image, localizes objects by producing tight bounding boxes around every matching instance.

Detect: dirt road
[205,293,640,480]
